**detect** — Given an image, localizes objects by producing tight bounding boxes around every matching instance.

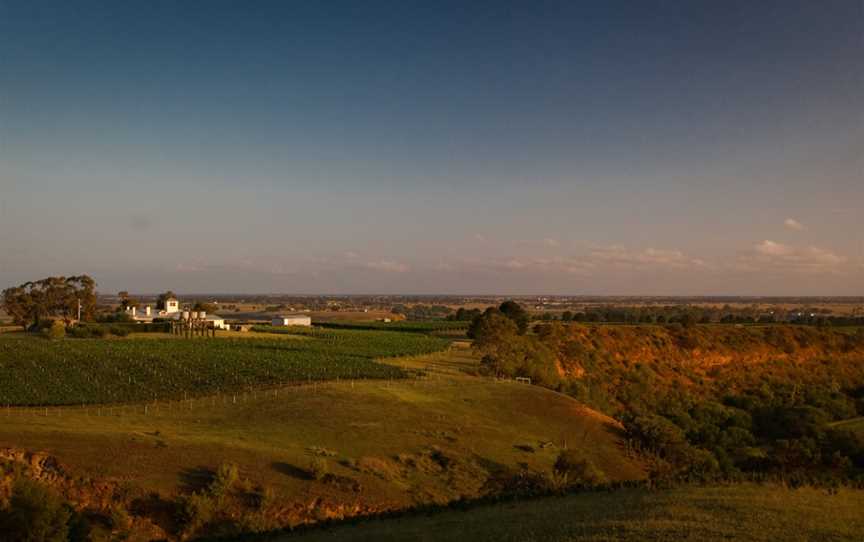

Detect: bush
[0,478,74,542]
[309,458,329,481]
[108,505,132,532]
[67,325,108,339]
[625,415,690,462]
[210,463,239,500]
[107,326,130,337]
[42,321,66,341]
[175,492,215,535]
[553,450,607,486]
[485,467,551,497]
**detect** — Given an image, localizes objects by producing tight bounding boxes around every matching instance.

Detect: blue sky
[1,1,862,294]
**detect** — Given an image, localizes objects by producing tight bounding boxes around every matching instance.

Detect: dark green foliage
[1,275,97,329]
[553,450,607,486]
[0,478,77,542]
[176,492,216,535]
[68,322,170,338]
[469,311,559,386]
[67,325,108,339]
[447,307,482,321]
[390,304,453,321]
[192,302,218,313]
[518,324,864,484]
[498,301,530,335]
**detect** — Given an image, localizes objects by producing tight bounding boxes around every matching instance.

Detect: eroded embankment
[549,324,864,379]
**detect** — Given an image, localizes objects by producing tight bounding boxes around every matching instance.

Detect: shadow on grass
[178,466,215,493]
[272,461,312,480]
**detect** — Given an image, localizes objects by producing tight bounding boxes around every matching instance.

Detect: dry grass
[283,484,864,541]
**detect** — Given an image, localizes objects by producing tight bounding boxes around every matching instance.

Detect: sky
[1,1,862,295]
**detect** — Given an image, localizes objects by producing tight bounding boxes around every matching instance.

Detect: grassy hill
[278,484,864,542]
[0,345,643,537]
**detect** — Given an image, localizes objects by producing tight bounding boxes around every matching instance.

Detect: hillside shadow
[178,466,215,493]
[272,461,312,480]
[130,492,178,536]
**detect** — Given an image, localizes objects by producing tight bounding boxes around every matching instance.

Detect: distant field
[312,321,470,334]
[217,309,398,322]
[0,329,449,405]
[282,484,864,542]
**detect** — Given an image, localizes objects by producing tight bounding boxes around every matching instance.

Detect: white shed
[271,315,312,327]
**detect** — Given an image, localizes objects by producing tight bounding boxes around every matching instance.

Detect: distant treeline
[539,307,864,327]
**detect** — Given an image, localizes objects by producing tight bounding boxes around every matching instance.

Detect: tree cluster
[390,304,453,321]
[1,275,97,329]
[467,301,558,386]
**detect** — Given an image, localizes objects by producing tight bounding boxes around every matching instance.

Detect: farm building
[126,297,229,329]
[272,315,312,327]
[126,296,179,319]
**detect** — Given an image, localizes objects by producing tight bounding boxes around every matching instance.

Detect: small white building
[126,297,230,330]
[272,315,312,327]
[127,296,180,320]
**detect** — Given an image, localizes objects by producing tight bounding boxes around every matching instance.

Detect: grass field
[0,347,642,530]
[0,329,448,405]
[280,484,864,541]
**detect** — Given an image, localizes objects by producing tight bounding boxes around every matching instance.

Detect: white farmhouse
[126,296,230,329]
[272,315,312,327]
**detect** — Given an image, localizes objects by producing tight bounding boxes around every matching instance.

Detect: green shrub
[553,450,607,486]
[42,321,66,341]
[0,478,74,542]
[176,493,214,535]
[209,462,239,500]
[67,325,108,339]
[107,326,130,337]
[108,505,132,532]
[309,458,329,481]
[67,326,90,339]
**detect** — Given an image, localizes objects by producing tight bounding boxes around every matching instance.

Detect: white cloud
[365,259,410,273]
[746,240,847,273]
[588,246,705,270]
[755,240,793,257]
[448,245,702,277]
[784,218,806,231]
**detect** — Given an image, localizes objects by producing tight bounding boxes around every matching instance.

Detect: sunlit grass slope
[281,484,864,542]
[0,369,643,508]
